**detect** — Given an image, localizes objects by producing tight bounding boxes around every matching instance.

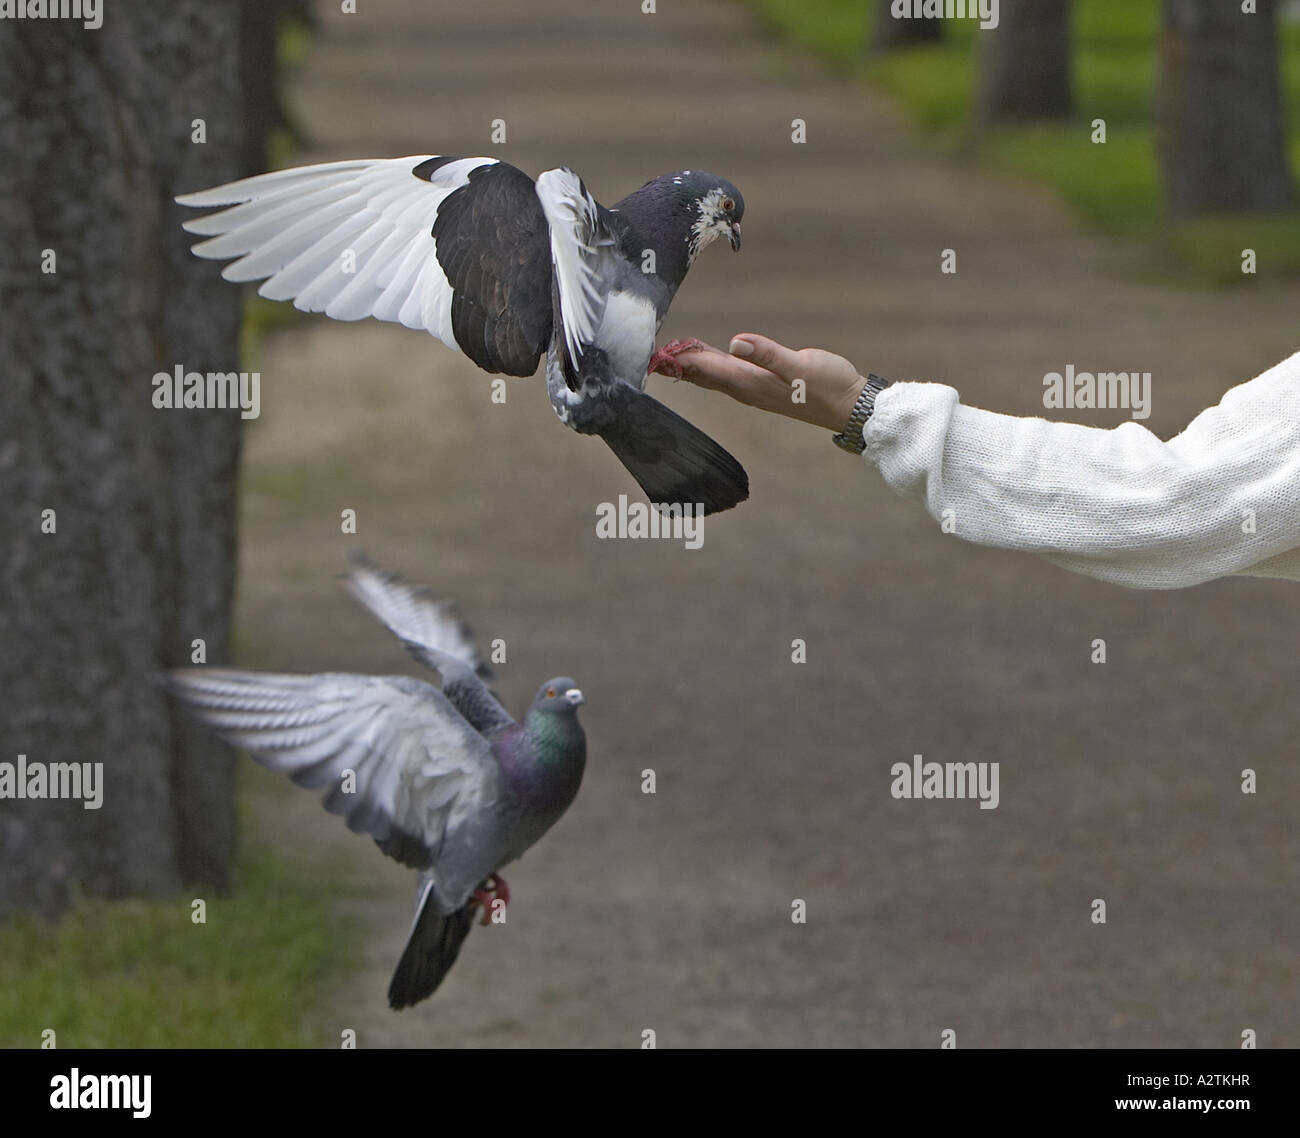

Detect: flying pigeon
[175,155,749,514]
[166,555,588,1009]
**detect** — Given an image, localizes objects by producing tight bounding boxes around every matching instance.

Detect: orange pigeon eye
[546,688,556,698]
[722,197,735,212]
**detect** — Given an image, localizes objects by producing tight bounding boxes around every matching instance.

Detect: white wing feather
[175,156,498,347]
[344,555,486,675]
[535,167,617,366]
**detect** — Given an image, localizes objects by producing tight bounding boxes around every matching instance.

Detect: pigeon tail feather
[388,887,476,1010]
[595,385,749,516]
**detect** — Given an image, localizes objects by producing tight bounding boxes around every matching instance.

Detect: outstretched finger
[727,334,804,381]
[662,343,776,395]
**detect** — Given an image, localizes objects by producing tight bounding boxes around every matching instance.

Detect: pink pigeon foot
[492,875,511,908]
[647,337,705,379]
[471,873,509,925]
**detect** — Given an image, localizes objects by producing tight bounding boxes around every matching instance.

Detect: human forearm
[670,334,1300,588]
[865,369,1300,589]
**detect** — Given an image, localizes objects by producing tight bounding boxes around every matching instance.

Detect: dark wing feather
[432,162,553,376]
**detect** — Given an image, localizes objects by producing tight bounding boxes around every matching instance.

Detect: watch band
[832,374,892,454]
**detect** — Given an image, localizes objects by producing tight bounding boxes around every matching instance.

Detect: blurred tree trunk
[0,2,265,916]
[975,0,1072,125]
[240,0,315,175]
[1157,0,1293,217]
[871,0,943,52]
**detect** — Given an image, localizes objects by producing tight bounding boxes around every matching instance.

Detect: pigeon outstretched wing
[176,155,553,376]
[343,554,513,735]
[166,668,499,876]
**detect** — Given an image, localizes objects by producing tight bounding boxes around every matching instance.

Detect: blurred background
[2,0,1298,1047]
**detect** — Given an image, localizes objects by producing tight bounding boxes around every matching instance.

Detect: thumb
[728,334,801,381]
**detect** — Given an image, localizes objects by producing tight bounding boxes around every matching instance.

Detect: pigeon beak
[728,222,742,252]
[564,688,584,707]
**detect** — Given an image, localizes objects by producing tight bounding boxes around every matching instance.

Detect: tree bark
[1157,0,1293,217]
[974,0,1072,126]
[871,0,943,52]
[0,2,247,916]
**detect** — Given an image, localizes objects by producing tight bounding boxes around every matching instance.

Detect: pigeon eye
[546,688,556,699]
[722,198,735,212]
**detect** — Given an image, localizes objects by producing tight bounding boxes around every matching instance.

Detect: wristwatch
[832,374,892,454]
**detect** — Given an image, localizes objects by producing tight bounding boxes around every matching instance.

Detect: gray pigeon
[166,555,587,1009]
[176,156,748,514]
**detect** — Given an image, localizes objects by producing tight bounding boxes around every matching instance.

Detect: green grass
[872,38,975,131]
[986,126,1158,237]
[1166,212,1300,285]
[744,0,1300,281]
[0,793,359,1049]
[748,0,869,66]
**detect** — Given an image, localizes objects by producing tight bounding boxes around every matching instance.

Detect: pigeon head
[524,676,587,769]
[530,676,585,716]
[671,171,744,260]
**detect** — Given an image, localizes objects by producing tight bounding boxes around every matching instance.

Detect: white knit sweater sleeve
[861,351,1300,589]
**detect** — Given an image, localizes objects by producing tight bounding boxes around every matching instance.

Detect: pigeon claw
[471,873,510,926]
[647,338,706,380]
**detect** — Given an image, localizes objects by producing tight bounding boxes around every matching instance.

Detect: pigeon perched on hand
[166,555,587,1010]
[176,155,749,514]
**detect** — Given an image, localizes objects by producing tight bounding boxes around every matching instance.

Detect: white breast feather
[594,290,657,379]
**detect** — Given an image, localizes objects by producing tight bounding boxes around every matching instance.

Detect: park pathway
[239,0,1300,1046]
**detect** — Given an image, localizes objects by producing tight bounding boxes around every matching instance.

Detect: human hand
[654,334,868,432]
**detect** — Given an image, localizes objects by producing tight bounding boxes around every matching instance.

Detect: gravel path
[238,0,1300,1047]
